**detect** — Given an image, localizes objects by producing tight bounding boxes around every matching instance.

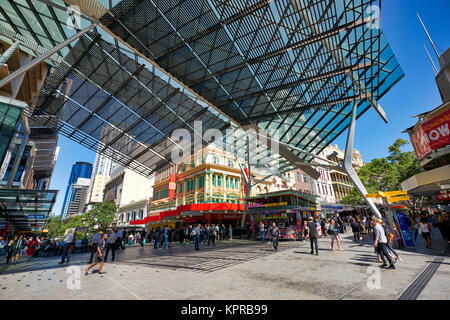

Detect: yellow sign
[264,202,288,207]
[383,190,407,197]
[387,195,410,203]
[365,192,384,198]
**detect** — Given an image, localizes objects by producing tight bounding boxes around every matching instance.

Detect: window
[227,160,234,167]
[303,174,308,183]
[179,183,183,193]
[198,175,204,188]
[212,156,220,164]
[154,191,159,200]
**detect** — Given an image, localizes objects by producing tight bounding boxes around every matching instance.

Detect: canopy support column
[343,101,381,219]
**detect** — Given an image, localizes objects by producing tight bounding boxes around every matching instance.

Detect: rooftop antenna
[417,12,440,58]
[423,44,439,75]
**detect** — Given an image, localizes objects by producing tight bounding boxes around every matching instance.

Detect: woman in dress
[26,236,39,261]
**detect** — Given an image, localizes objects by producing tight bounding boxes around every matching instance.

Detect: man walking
[307,217,319,255]
[104,229,117,262]
[58,229,74,264]
[85,233,107,275]
[350,218,360,243]
[271,222,280,252]
[371,217,395,269]
[88,231,102,264]
[194,224,201,250]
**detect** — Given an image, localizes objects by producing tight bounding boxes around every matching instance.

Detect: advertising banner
[168,174,176,199]
[395,211,415,247]
[410,107,450,160]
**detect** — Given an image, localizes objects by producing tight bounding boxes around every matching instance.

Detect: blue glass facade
[60,162,93,218]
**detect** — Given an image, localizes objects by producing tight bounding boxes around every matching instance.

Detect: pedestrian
[302,220,308,241]
[259,222,265,244]
[419,217,433,249]
[89,231,102,264]
[381,221,403,262]
[0,237,6,256]
[350,219,360,243]
[85,233,107,275]
[136,232,144,247]
[321,219,327,238]
[194,224,201,250]
[26,236,39,261]
[215,224,220,241]
[153,227,159,249]
[371,217,395,269]
[271,222,280,252]
[6,236,17,264]
[206,224,210,244]
[104,229,117,262]
[329,220,343,251]
[228,225,233,240]
[359,219,368,242]
[162,226,169,248]
[307,217,319,255]
[58,230,74,264]
[208,224,216,247]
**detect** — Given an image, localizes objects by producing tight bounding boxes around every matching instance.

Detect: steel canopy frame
[0,0,404,200]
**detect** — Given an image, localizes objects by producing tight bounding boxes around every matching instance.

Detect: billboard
[410,106,450,160]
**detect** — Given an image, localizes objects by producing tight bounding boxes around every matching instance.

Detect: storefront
[248,190,318,240]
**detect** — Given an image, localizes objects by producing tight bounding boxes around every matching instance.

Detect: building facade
[61,162,92,218]
[103,167,154,228]
[61,177,91,219]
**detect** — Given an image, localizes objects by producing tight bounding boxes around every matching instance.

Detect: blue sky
[48,0,450,215]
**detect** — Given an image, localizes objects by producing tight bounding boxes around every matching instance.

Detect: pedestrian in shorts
[85,233,107,275]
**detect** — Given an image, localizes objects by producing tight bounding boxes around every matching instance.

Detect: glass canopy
[0,0,404,179]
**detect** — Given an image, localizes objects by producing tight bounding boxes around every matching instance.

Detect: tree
[84,201,117,233]
[344,138,424,210]
[46,216,64,238]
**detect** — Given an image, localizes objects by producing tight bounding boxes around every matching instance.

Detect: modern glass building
[61,162,93,219]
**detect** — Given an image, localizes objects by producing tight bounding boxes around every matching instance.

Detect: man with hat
[307,217,319,255]
[371,217,395,269]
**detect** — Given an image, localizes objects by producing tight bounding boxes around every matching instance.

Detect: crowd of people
[2,210,449,275]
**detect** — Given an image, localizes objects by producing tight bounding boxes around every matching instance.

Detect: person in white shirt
[419,217,433,248]
[58,230,74,264]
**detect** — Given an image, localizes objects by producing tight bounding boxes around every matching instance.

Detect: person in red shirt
[26,236,39,261]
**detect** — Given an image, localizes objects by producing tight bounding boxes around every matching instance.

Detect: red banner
[410,107,450,160]
[436,193,450,202]
[168,174,176,199]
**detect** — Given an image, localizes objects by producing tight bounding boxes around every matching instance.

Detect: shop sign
[436,193,450,202]
[264,202,288,207]
[387,195,410,203]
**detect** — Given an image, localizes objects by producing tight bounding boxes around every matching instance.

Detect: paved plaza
[1,231,449,300]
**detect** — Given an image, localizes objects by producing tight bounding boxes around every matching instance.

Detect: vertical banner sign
[395,211,415,247]
[168,174,176,199]
[243,167,249,195]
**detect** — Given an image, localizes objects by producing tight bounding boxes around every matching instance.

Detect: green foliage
[341,188,365,206]
[44,201,117,238]
[84,201,117,233]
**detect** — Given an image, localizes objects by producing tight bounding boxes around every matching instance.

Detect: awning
[0,189,58,231]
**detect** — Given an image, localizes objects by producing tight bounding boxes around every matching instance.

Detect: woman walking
[228,225,233,240]
[419,217,433,248]
[329,220,343,251]
[11,235,26,264]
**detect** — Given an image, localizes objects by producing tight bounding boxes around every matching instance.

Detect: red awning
[160,210,178,218]
[144,214,161,222]
[129,219,145,225]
